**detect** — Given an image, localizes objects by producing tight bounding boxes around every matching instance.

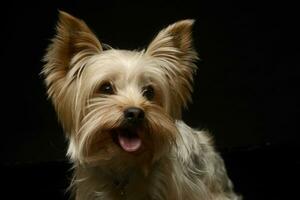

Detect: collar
[112,172,132,198]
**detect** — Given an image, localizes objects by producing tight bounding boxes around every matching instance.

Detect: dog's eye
[98,82,114,95]
[142,85,155,100]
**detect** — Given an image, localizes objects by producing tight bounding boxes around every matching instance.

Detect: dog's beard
[69,96,178,168]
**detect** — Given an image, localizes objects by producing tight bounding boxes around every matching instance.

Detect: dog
[42,11,241,200]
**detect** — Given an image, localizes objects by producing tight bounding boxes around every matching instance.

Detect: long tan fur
[42,11,241,200]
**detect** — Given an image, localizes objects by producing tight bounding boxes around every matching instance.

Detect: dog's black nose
[124,107,145,125]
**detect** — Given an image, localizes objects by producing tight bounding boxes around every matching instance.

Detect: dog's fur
[42,11,241,200]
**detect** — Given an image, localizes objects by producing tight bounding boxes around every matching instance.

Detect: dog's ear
[43,11,102,99]
[42,11,102,132]
[146,20,198,118]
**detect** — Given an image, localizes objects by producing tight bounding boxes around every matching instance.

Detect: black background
[1,0,299,199]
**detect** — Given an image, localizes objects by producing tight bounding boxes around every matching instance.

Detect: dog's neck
[74,156,176,199]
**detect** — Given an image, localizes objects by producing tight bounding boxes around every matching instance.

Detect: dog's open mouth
[113,128,142,152]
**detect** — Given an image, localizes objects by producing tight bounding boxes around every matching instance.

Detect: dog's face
[43,11,198,167]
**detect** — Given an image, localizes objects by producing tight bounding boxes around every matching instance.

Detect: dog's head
[42,11,198,167]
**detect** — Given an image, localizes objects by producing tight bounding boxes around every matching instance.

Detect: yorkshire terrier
[42,11,241,200]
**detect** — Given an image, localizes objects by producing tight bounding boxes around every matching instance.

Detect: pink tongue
[118,134,142,152]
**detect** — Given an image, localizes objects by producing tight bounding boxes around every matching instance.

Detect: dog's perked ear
[42,11,102,101]
[42,11,102,133]
[146,20,198,118]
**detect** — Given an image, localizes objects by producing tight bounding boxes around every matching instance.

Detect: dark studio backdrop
[1,0,299,199]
